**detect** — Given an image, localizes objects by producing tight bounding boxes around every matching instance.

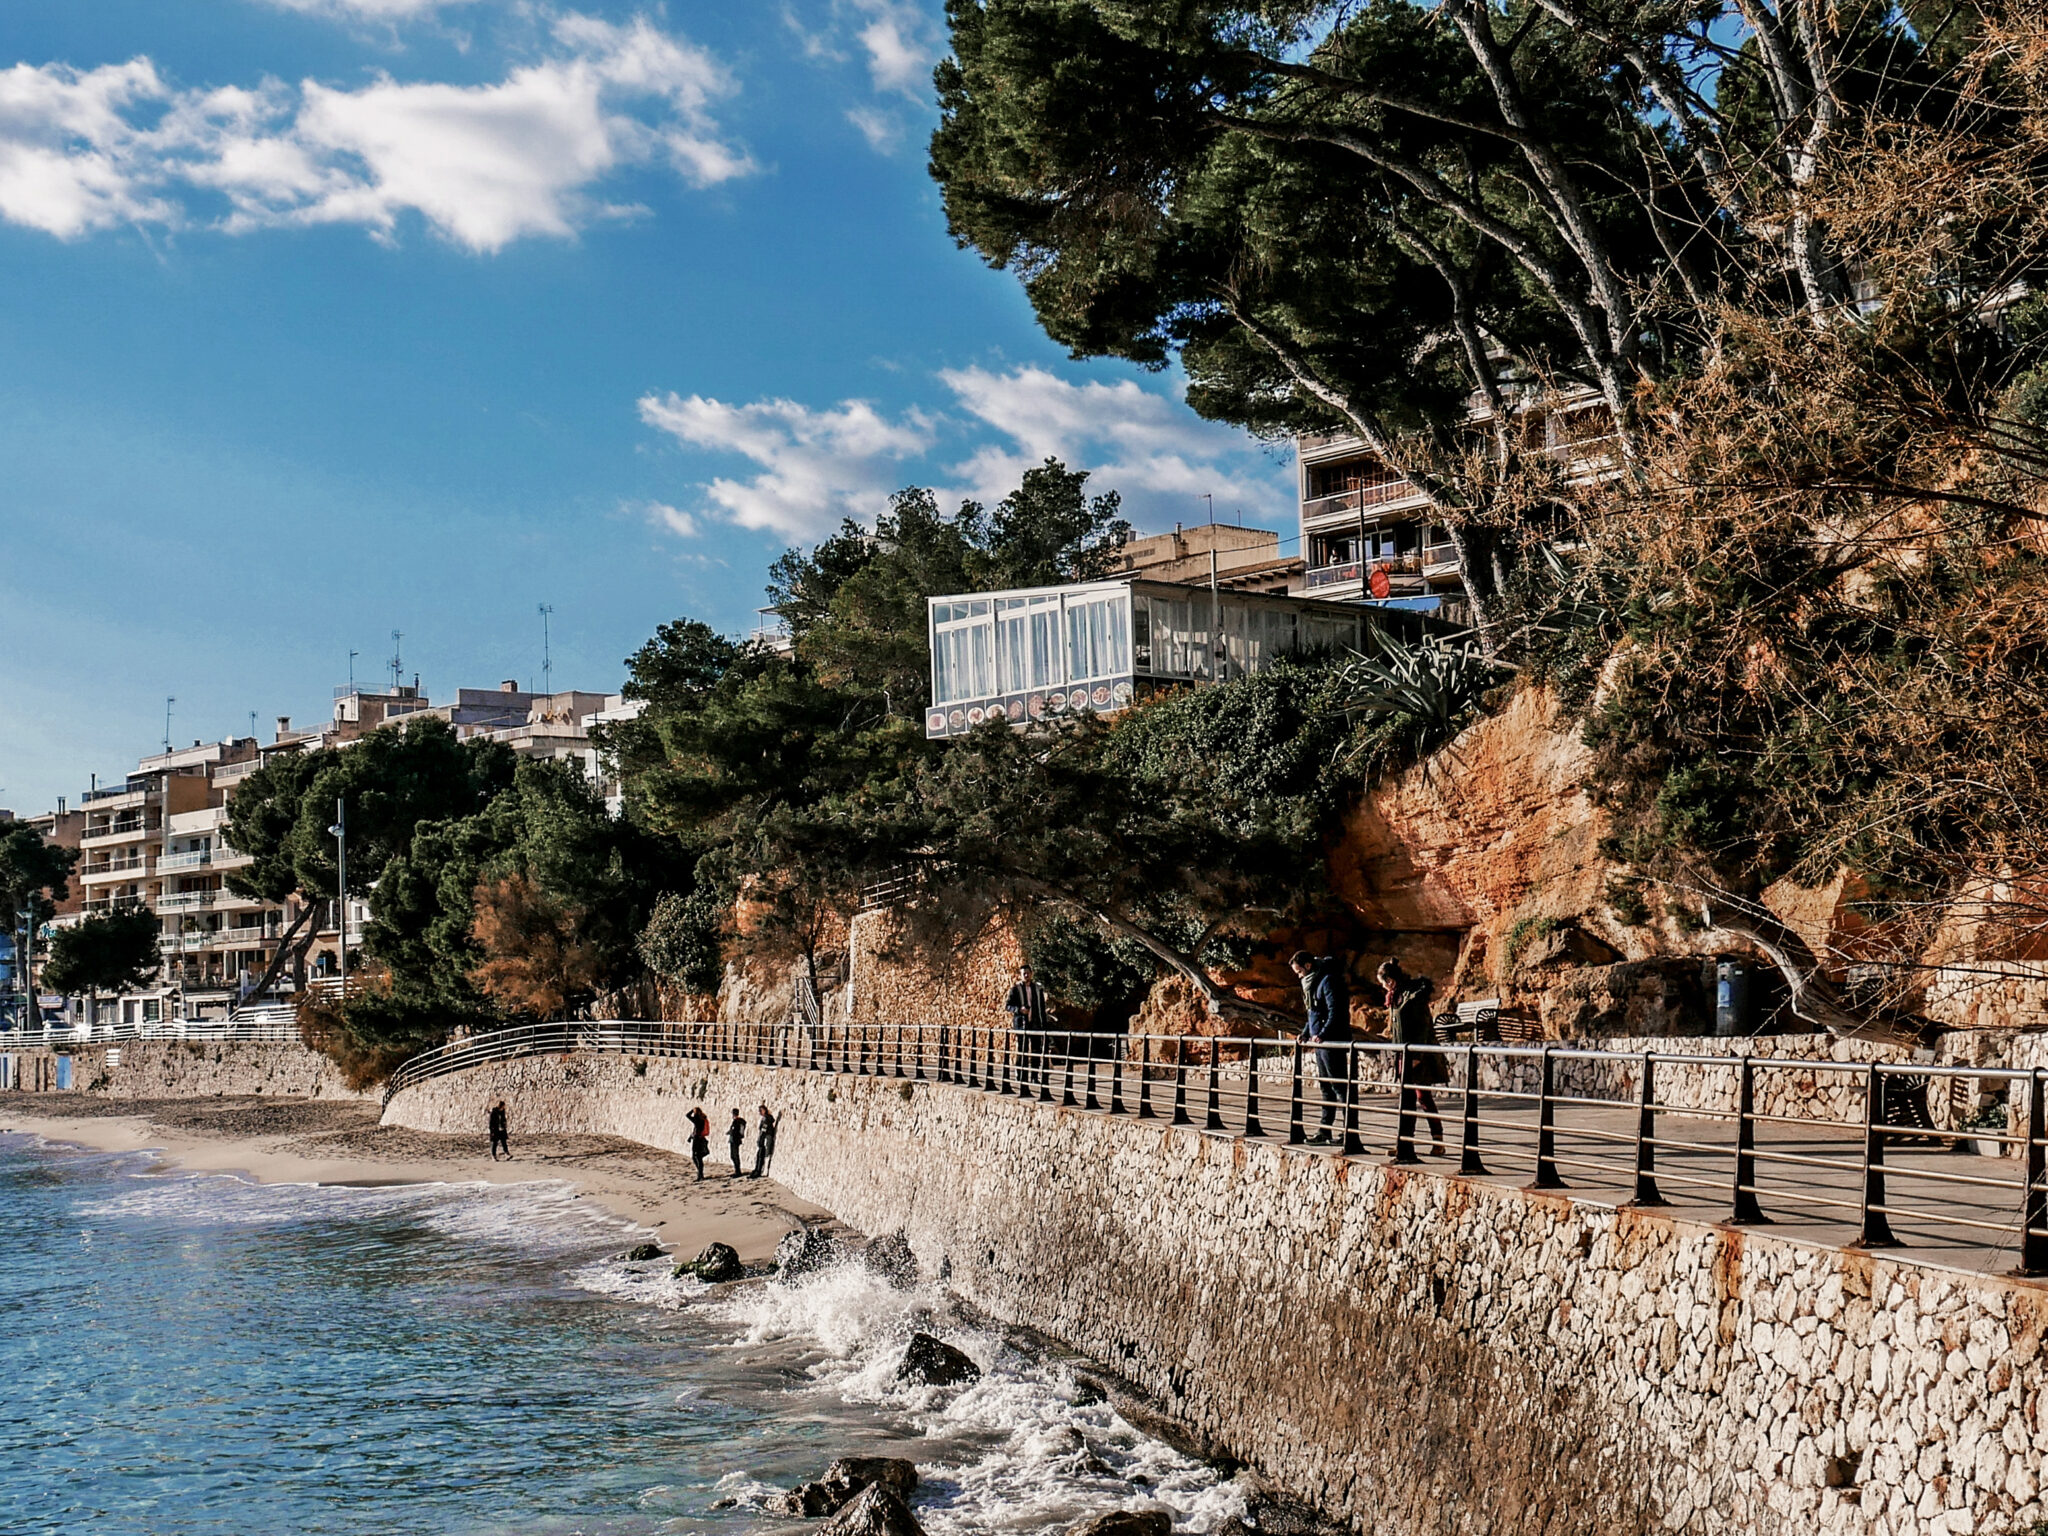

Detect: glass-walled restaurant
[925,579,1426,738]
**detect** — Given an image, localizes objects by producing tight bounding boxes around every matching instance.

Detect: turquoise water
[0,1134,1242,1536]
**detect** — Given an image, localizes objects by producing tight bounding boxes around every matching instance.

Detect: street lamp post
[327,799,347,992]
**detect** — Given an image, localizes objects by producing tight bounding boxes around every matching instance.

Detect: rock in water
[820,1485,924,1536]
[863,1232,918,1288]
[624,1242,665,1263]
[768,1482,840,1517]
[775,1227,837,1279]
[1062,1514,1171,1536]
[821,1457,918,1505]
[894,1332,981,1388]
[693,1242,743,1282]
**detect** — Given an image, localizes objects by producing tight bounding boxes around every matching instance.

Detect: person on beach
[727,1108,746,1176]
[1004,964,1050,1091]
[487,1099,510,1161]
[687,1106,711,1180]
[751,1104,777,1179]
[1291,951,1351,1145]
[1379,959,1447,1157]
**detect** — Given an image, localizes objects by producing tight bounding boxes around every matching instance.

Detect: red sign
[1368,564,1392,599]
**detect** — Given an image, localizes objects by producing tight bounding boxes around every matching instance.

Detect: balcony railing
[157,848,214,872]
[80,854,151,879]
[82,820,152,844]
[1304,561,1363,590]
[1302,480,1429,523]
[157,891,218,913]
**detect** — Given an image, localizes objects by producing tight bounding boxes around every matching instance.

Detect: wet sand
[0,1093,828,1263]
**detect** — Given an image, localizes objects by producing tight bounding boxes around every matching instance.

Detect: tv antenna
[163,696,175,755]
[348,649,358,689]
[389,631,403,693]
[538,604,555,695]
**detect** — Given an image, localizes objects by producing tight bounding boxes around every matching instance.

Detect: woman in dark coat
[1378,960,1446,1156]
[687,1106,711,1180]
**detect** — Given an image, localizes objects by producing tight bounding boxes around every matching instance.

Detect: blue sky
[0,0,1297,815]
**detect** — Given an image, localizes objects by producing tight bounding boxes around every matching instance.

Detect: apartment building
[1109,522,1303,595]
[1296,393,1620,610]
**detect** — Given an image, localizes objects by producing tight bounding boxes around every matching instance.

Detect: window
[1064,594,1129,682]
[997,595,1064,693]
[932,600,996,704]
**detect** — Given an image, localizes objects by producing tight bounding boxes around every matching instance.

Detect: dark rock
[821,1457,918,1505]
[775,1227,838,1280]
[768,1482,841,1517]
[1069,1373,1107,1407]
[624,1242,665,1263]
[864,1231,918,1288]
[820,1484,924,1536]
[1061,1513,1170,1536]
[695,1242,744,1282]
[894,1332,981,1388]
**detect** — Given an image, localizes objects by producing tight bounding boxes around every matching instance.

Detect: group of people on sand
[685,1104,777,1182]
[1290,950,1448,1155]
[484,1097,779,1182]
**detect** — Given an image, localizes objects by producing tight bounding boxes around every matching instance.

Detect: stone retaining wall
[388,1054,2048,1536]
[1,1041,371,1100]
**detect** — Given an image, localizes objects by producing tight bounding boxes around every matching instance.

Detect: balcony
[1302,480,1430,526]
[1304,561,1363,591]
[83,896,150,915]
[79,855,152,882]
[157,848,214,873]
[81,820,153,846]
[157,891,218,913]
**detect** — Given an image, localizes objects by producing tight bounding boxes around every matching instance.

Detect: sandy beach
[0,1093,831,1263]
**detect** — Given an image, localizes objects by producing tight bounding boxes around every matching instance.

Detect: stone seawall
[387,1055,2048,1536]
[2,1042,372,1100]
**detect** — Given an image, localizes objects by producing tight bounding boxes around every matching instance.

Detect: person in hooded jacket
[1291,950,1352,1145]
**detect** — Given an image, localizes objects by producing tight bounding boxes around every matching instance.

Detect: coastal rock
[864,1232,918,1288]
[895,1332,981,1388]
[820,1484,924,1536]
[770,1482,841,1517]
[1061,1514,1169,1536]
[624,1242,665,1263]
[822,1457,918,1505]
[776,1227,837,1280]
[674,1242,743,1283]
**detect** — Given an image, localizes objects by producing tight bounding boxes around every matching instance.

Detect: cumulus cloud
[637,391,936,539]
[639,365,1291,542]
[0,15,751,250]
[786,0,937,153]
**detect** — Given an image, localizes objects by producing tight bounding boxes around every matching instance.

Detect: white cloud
[644,501,700,538]
[787,0,937,154]
[0,15,751,251]
[639,365,1291,543]
[847,0,934,97]
[637,391,936,539]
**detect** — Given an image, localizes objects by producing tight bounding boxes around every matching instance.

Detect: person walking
[750,1103,778,1179]
[1291,951,1352,1145]
[727,1108,746,1176]
[1379,959,1447,1157]
[487,1099,510,1161]
[1004,963,1051,1093]
[687,1106,711,1181]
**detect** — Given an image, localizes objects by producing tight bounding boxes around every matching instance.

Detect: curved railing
[380,1020,2048,1277]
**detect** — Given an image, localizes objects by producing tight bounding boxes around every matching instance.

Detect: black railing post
[1038,1035,1056,1103]
[1532,1046,1566,1189]
[914,1025,927,1080]
[998,1028,1012,1094]
[1110,1044,1126,1114]
[2016,1070,2048,1278]
[1060,1041,1078,1107]
[1459,1042,1489,1176]
[1392,1046,1421,1165]
[1732,1055,1768,1224]
[1204,1046,1224,1131]
[1085,1048,1100,1111]
[1341,1044,1363,1157]
[1858,1062,1900,1248]
[1171,1042,1190,1126]
[1288,1039,1305,1146]
[1244,1043,1264,1139]
[1630,1051,1666,1206]
[1138,1037,1156,1119]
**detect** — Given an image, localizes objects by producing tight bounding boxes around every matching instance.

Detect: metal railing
[3,1017,304,1046]
[157,848,215,872]
[379,1023,2048,1277]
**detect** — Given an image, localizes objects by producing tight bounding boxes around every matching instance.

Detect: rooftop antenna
[248,711,257,742]
[1201,493,1214,523]
[389,630,403,693]
[163,696,175,755]
[348,649,358,689]
[538,604,555,695]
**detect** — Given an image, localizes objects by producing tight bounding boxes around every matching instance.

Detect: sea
[0,1131,1246,1536]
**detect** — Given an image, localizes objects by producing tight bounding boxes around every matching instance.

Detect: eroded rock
[864,1231,918,1288]
[820,1484,924,1536]
[776,1227,837,1280]
[673,1242,743,1283]
[1061,1512,1169,1536]
[895,1332,981,1388]
[624,1242,665,1263]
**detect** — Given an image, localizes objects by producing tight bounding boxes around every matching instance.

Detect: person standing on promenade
[687,1106,711,1180]
[487,1099,510,1161]
[1379,959,1447,1157]
[1005,964,1050,1092]
[751,1104,778,1179]
[727,1108,746,1176]
[1291,951,1351,1145]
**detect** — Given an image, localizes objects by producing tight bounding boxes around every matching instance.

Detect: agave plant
[1337,628,1510,766]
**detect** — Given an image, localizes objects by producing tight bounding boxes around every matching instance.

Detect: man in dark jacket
[1004,964,1051,1092]
[751,1104,778,1179]
[727,1108,747,1176]
[687,1106,710,1180]
[487,1099,510,1161]
[1291,951,1352,1144]
[1379,959,1447,1156]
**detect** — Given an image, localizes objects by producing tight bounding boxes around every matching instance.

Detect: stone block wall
[388,1054,2048,1536]
[2,1041,372,1100]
